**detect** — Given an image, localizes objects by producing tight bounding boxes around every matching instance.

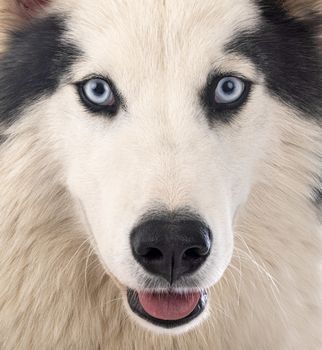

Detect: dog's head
[2,0,321,334]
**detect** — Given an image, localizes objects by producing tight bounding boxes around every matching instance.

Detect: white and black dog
[0,0,321,349]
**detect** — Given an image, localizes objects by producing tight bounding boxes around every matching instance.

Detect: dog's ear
[282,0,322,20]
[0,0,52,53]
[280,0,322,46]
[16,0,51,18]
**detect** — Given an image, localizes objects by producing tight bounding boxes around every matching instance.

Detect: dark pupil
[92,82,106,96]
[222,80,235,94]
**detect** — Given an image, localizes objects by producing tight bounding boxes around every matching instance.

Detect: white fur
[0,0,321,348]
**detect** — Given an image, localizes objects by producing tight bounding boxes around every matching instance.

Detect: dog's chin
[123,288,209,334]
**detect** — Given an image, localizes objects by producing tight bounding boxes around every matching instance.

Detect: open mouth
[127,288,208,328]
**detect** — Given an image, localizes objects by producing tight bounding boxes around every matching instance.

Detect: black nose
[130,213,212,284]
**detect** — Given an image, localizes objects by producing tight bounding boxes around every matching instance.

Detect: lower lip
[127,288,208,329]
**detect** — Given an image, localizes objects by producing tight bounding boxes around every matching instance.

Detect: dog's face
[59,0,265,332]
[2,0,320,334]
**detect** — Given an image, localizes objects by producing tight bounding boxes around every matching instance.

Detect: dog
[0,0,321,349]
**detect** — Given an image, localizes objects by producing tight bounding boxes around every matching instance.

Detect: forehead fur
[58,0,258,79]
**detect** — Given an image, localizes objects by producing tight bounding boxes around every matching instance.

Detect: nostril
[142,247,163,261]
[183,246,209,260]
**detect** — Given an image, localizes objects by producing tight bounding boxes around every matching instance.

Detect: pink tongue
[138,291,200,321]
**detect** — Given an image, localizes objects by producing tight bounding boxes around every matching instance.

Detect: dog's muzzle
[128,210,212,327]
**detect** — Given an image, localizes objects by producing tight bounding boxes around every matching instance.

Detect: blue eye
[78,77,120,116]
[201,74,251,121]
[215,77,245,104]
[82,78,115,106]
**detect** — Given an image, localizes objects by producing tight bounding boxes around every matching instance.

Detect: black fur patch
[313,181,322,209]
[313,187,322,221]
[0,15,81,126]
[314,188,322,203]
[226,0,322,119]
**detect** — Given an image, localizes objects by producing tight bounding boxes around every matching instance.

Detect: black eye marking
[76,76,123,116]
[0,15,81,126]
[201,74,252,123]
[226,1,322,120]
